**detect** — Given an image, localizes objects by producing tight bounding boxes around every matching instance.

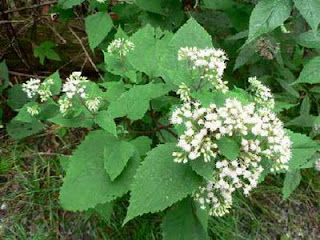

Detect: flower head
[107,38,135,57]
[22,78,41,98]
[62,72,88,99]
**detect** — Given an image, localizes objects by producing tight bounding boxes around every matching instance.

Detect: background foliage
[0,0,320,239]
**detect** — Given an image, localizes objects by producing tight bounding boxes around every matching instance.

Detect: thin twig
[9,71,47,79]
[68,25,104,80]
[0,1,58,15]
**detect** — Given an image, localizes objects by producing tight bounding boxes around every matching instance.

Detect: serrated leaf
[93,201,114,223]
[130,136,152,156]
[59,130,140,211]
[287,130,320,170]
[95,110,117,136]
[107,83,171,121]
[8,84,30,110]
[6,120,45,140]
[104,140,135,181]
[34,41,61,65]
[59,0,85,8]
[159,18,212,86]
[85,12,113,49]
[282,170,301,200]
[293,0,320,32]
[100,81,126,102]
[217,136,240,160]
[294,56,320,84]
[162,198,209,240]
[49,113,94,128]
[127,25,172,77]
[124,143,201,224]
[190,159,215,181]
[45,71,62,95]
[297,31,320,48]
[247,0,292,43]
[0,60,9,93]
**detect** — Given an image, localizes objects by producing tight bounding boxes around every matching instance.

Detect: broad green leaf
[282,170,301,200]
[6,120,45,140]
[59,0,85,8]
[135,0,164,15]
[297,31,320,48]
[293,0,320,32]
[104,140,135,181]
[217,136,240,160]
[162,198,209,240]
[100,81,126,102]
[190,159,215,180]
[93,201,114,223]
[234,43,257,70]
[247,0,292,43]
[45,71,62,95]
[8,84,30,110]
[49,113,94,128]
[127,25,172,77]
[124,143,201,224]
[14,103,37,123]
[294,56,320,84]
[287,130,320,170]
[95,110,117,136]
[107,83,171,121]
[285,115,316,128]
[0,60,9,93]
[203,0,234,10]
[59,130,140,211]
[34,41,61,65]
[159,18,212,86]
[85,12,113,49]
[130,136,152,156]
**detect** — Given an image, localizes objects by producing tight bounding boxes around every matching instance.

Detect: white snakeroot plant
[22,78,41,98]
[107,38,135,57]
[178,47,228,93]
[27,104,40,116]
[171,47,291,217]
[62,72,88,99]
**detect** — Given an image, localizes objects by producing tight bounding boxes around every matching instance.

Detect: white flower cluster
[177,83,191,102]
[107,38,135,57]
[22,78,55,102]
[85,97,101,112]
[62,72,87,99]
[170,98,291,216]
[27,104,40,116]
[178,47,228,93]
[58,97,72,115]
[248,77,274,109]
[22,78,40,98]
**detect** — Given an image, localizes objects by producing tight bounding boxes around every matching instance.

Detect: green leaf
[135,0,164,15]
[124,143,201,224]
[100,81,126,102]
[159,18,212,86]
[294,56,320,84]
[49,113,94,128]
[217,136,240,160]
[127,25,172,77]
[85,12,113,49]
[107,83,171,121]
[95,110,117,136]
[0,60,9,93]
[234,43,257,70]
[6,120,45,140]
[162,198,209,240]
[293,0,320,32]
[130,136,152,156]
[45,71,62,95]
[247,0,292,43]
[59,0,85,8]
[104,140,135,181]
[8,84,30,110]
[59,130,140,211]
[34,41,61,65]
[190,159,215,181]
[287,130,320,170]
[93,201,114,223]
[282,170,301,200]
[297,31,320,48]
